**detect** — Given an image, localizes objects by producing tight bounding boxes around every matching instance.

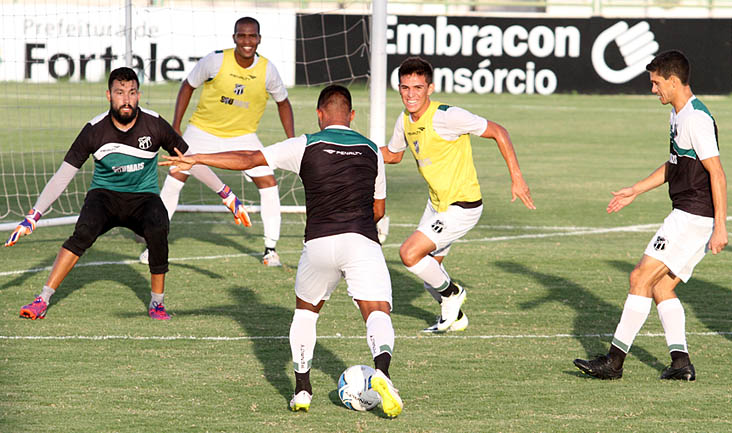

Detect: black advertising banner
[296,14,732,94]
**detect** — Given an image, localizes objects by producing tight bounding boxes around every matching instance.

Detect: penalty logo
[233,84,244,95]
[653,236,667,251]
[431,219,445,234]
[137,136,152,150]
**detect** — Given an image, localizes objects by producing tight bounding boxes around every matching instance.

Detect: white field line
[0,222,696,278]
[1,331,731,342]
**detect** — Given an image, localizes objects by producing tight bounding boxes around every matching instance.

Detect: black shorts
[63,188,169,274]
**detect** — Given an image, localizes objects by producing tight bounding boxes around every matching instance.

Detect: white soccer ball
[337,365,381,411]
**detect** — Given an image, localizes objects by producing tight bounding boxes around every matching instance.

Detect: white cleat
[436,284,466,332]
[262,249,282,267]
[422,312,469,333]
[369,369,403,418]
[139,248,149,265]
[289,390,312,412]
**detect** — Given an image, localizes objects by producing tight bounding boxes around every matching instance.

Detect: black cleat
[573,355,623,380]
[660,363,695,381]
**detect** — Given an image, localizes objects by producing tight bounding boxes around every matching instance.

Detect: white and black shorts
[295,233,392,308]
[177,124,275,178]
[416,200,483,257]
[644,208,714,283]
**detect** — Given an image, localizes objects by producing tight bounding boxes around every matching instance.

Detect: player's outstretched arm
[172,80,195,135]
[481,121,535,210]
[5,209,42,247]
[380,146,404,164]
[607,162,668,214]
[161,148,268,172]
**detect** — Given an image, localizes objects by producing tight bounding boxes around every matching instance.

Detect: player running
[140,16,294,267]
[381,57,535,333]
[574,50,727,381]
[8,67,194,320]
[160,85,403,418]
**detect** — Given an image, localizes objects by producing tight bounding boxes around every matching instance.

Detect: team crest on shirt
[233,84,245,95]
[431,219,445,234]
[137,136,152,150]
[653,236,667,251]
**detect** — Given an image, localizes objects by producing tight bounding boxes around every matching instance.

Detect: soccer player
[381,57,535,333]
[573,50,727,381]
[7,67,195,320]
[143,16,294,267]
[160,85,403,418]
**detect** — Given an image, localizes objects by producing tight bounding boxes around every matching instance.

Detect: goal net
[0,0,383,229]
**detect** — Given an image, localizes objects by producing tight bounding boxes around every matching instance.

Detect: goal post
[0,0,386,228]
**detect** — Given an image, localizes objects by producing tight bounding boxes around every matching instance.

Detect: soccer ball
[337,365,381,411]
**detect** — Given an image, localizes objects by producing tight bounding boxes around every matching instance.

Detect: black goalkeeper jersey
[64,107,188,194]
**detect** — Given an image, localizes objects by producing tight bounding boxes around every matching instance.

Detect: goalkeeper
[143,16,295,267]
[5,67,243,321]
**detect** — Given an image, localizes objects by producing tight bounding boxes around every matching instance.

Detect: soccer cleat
[148,302,170,320]
[19,296,47,320]
[660,363,696,381]
[423,312,469,333]
[436,284,466,332]
[262,248,282,267]
[139,248,149,265]
[573,355,623,380]
[289,390,312,412]
[369,369,403,418]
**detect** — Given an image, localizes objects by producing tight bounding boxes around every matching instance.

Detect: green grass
[1,85,732,432]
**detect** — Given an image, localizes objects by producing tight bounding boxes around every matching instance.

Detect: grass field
[1,85,732,432]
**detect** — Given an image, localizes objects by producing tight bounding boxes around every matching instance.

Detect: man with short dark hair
[160,84,403,418]
[381,56,535,333]
[8,67,189,320]
[574,50,727,381]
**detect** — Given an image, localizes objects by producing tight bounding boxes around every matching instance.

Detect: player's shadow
[2,243,220,317]
[385,261,439,327]
[495,260,666,376]
[173,286,349,408]
[607,260,732,343]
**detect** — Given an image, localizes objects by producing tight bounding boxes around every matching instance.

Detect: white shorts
[644,208,713,283]
[295,233,392,308]
[416,200,483,257]
[179,124,275,178]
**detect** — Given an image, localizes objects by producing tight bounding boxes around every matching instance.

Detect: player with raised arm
[381,57,535,333]
[141,16,294,267]
[8,67,190,320]
[161,85,403,418]
[574,50,727,381]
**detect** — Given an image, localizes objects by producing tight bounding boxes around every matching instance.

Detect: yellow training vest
[403,100,481,212]
[189,49,269,138]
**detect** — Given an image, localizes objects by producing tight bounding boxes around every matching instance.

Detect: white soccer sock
[290,309,318,373]
[406,255,449,292]
[190,165,225,193]
[39,285,55,304]
[611,294,652,353]
[258,185,281,249]
[365,311,394,359]
[149,291,164,309]
[423,282,443,303]
[657,298,688,353]
[159,175,186,221]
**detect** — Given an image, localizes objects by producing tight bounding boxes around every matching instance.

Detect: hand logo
[592,21,659,84]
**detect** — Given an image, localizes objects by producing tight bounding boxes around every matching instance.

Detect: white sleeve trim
[33,161,79,215]
[187,51,224,88]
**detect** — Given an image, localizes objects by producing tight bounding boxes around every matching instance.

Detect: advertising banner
[296,14,732,94]
[0,5,297,86]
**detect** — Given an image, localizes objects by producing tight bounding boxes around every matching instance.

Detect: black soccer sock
[670,350,691,369]
[294,371,312,394]
[438,281,459,297]
[374,353,391,378]
[608,344,627,369]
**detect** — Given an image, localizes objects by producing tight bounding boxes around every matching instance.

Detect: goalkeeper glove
[5,208,42,247]
[219,185,251,227]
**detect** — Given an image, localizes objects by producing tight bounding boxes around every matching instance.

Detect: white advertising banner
[0,5,297,86]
